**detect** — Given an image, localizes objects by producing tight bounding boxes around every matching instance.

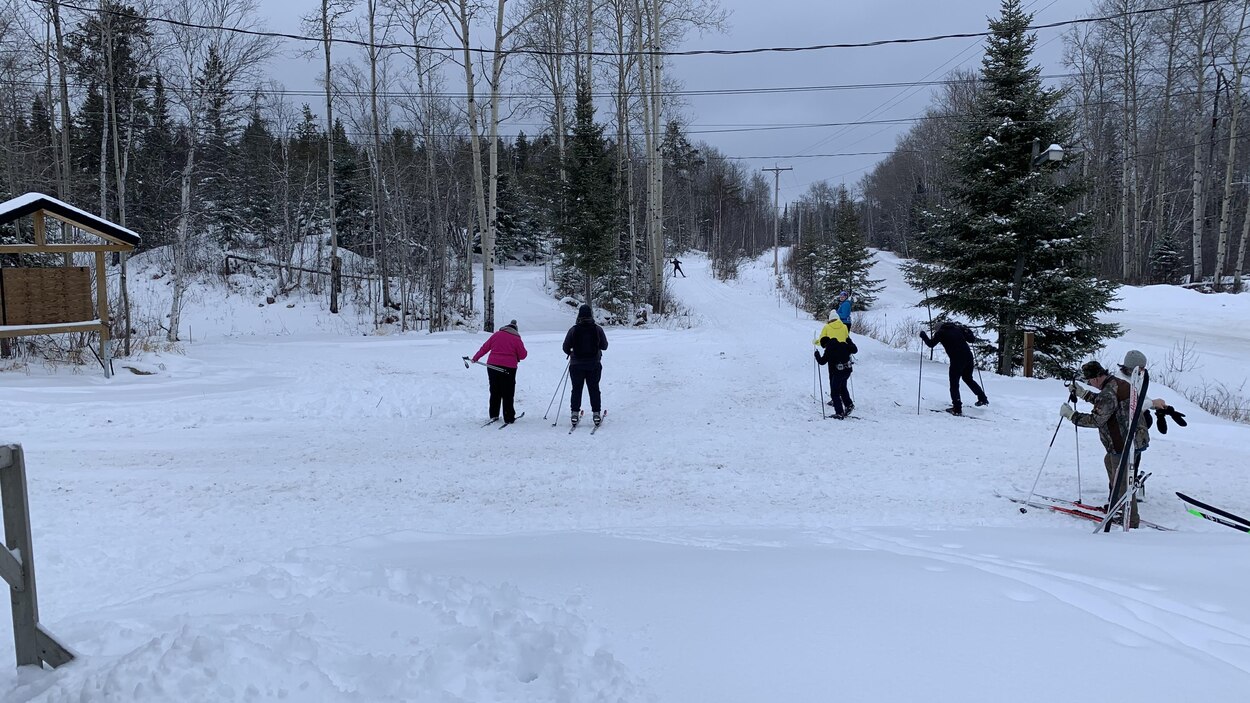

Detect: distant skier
[470,319,527,424]
[835,290,852,325]
[1061,360,1147,528]
[671,258,686,277]
[815,310,857,419]
[562,303,609,427]
[919,320,988,415]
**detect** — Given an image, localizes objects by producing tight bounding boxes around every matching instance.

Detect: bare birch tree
[161,0,273,341]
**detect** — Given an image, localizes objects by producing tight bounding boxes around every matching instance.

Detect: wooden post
[96,251,110,378]
[31,211,45,247]
[1,444,74,668]
[1023,331,1035,378]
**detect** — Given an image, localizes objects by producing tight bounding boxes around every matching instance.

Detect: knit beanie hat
[828,310,839,322]
[501,319,518,332]
[1121,350,1147,371]
[577,304,593,322]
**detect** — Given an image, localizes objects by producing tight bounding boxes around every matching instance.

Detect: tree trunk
[322,0,341,313]
[49,0,72,201]
[367,0,392,309]
[1191,5,1210,282]
[1212,4,1248,289]
[448,0,491,329]
[168,142,197,342]
[1149,8,1181,282]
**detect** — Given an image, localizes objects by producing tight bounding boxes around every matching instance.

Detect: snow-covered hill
[2,251,1249,702]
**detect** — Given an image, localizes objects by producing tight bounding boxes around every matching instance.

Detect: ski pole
[1020,415,1067,513]
[463,356,509,373]
[1067,378,1081,501]
[1074,422,1082,500]
[849,357,855,403]
[544,360,571,420]
[916,345,924,415]
[816,358,826,419]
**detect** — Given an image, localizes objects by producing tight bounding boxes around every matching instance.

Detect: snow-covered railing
[0,444,74,669]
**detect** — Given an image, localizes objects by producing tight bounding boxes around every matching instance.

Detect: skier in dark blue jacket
[562,304,609,427]
[920,320,988,415]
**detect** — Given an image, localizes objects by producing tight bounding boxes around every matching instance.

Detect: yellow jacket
[814,318,849,345]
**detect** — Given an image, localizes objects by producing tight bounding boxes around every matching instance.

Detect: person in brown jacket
[1060,360,1147,528]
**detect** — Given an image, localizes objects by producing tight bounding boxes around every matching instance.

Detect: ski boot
[944,404,963,416]
[975,397,989,407]
[593,411,602,427]
[570,411,580,427]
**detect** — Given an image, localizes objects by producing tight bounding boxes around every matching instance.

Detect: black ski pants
[828,367,853,415]
[948,361,986,406]
[569,363,603,413]
[487,367,518,422]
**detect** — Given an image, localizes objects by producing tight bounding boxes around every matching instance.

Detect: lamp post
[1015,138,1065,377]
[1031,138,1064,168]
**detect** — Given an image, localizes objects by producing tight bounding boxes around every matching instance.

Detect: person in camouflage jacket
[1060,360,1148,528]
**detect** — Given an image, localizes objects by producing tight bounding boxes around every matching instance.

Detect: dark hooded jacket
[563,304,608,368]
[922,321,976,367]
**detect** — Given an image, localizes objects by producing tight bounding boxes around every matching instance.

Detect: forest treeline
[0,0,1246,353]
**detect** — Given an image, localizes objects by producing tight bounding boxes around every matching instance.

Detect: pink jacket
[472,326,527,369]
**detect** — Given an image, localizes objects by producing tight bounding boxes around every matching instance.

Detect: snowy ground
[2,251,1250,701]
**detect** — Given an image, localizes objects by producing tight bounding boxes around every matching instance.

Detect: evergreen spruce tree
[828,186,884,312]
[557,84,617,303]
[905,0,1118,376]
[1149,230,1184,284]
[330,119,369,251]
[236,108,278,248]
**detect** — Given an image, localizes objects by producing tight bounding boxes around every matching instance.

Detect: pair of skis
[998,488,1173,531]
[482,411,526,429]
[1101,367,1149,532]
[558,410,607,434]
[1176,492,1250,533]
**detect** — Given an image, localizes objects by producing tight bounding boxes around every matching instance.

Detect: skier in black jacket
[562,303,609,427]
[920,320,988,415]
[815,332,858,419]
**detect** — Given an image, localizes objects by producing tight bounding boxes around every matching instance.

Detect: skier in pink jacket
[471,319,528,423]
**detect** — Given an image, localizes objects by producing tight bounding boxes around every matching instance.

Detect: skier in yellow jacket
[813,310,849,347]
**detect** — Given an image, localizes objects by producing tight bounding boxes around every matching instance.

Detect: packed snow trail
[3,249,1250,701]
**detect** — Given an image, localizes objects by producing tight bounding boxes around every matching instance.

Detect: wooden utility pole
[762,165,792,275]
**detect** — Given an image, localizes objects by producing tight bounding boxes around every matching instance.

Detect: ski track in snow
[3,249,1250,700]
[839,529,1250,677]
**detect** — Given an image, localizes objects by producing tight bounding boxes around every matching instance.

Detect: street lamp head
[1044,144,1064,162]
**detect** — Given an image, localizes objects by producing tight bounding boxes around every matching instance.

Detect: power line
[34,0,1226,59]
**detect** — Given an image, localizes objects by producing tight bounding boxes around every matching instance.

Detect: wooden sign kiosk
[0,193,140,377]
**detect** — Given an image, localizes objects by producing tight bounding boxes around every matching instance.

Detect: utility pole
[762,165,792,275]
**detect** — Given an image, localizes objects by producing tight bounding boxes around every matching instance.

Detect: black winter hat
[577,304,593,321]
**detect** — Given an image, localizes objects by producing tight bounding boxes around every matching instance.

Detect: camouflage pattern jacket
[1073,378,1150,455]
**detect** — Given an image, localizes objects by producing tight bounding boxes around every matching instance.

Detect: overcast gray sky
[257,0,1093,203]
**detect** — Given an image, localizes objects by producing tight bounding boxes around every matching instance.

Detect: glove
[814,350,822,361]
[1155,406,1186,433]
[1059,403,1075,421]
[919,331,930,343]
[1167,406,1187,427]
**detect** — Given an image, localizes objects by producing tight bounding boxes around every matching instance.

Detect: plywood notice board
[0,267,94,325]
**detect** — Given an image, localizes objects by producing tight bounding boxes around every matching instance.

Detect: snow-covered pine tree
[1149,229,1184,284]
[786,185,883,317]
[830,186,883,311]
[556,84,617,304]
[905,0,1118,377]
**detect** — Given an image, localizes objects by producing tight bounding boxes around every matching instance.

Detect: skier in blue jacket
[835,291,852,325]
